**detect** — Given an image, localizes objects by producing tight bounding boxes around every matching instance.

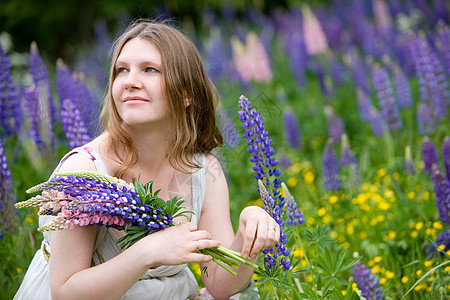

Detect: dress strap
[191,154,206,225]
[49,146,108,179]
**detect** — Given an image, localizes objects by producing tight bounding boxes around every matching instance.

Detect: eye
[116,67,128,74]
[145,67,159,73]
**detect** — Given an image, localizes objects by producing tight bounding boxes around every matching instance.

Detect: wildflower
[422,137,439,174]
[417,102,435,135]
[302,4,329,55]
[391,64,412,108]
[281,183,304,226]
[0,44,21,137]
[443,137,450,181]
[324,106,346,143]
[352,260,383,300]
[368,107,387,137]
[371,64,402,130]
[29,42,55,148]
[217,107,239,148]
[322,139,342,190]
[431,168,450,224]
[356,88,373,122]
[231,32,272,83]
[0,138,17,237]
[283,108,302,149]
[405,145,415,175]
[24,85,44,149]
[437,21,450,73]
[340,134,357,166]
[61,99,91,148]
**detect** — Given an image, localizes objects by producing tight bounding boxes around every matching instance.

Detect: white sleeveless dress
[14,147,205,300]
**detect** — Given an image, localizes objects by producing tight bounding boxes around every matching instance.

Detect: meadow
[0,0,449,299]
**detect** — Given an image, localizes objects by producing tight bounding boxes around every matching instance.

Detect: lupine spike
[54,171,133,190]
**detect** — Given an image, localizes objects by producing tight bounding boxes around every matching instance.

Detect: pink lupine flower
[302,4,329,55]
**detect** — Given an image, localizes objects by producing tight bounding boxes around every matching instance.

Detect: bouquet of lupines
[15,171,257,275]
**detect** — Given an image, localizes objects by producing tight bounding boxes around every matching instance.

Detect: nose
[123,71,143,90]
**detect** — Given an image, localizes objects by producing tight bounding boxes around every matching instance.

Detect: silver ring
[196,241,200,251]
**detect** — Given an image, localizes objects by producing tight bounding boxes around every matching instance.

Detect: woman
[15,20,280,300]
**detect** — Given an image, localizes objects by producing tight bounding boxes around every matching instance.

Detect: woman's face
[112,38,169,129]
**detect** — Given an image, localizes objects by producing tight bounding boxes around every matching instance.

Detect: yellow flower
[346,224,354,235]
[329,195,338,204]
[331,231,338,239]
[393,172,400,180]
[248,198,263,207]
[253,273,260,281]
[287,162,301,175]
[437,245,446,252]
[415,222,424,230]
[424,260,433,267]
[287,177,298,187]
[372,265,381,273]
[16,267,22,274]
[428,276,434,283]
[388,231,396,239]
[362,183,370,192]
[343,242,350,249]
[378,201,390,210]
[307,217,315,226]
[407,191,415,199]
[352,282,358,290]
[416,270,422,277]
[401,276,409,284]
[433,221,443,230]
[411,231,418,238]
[359,231,367,239]
[293,248,304,258]
[341,290,347,296]
[306,275,313,282]
[303,171,315,184]
[379,278,387,285]
[322,214,332,224]
[318,207,327,217]
[385,271,394,279]
[25,215,35,225]
[376,215,385,222]
[377,168,387,177]
[301,259,308,267]
[373,256,383,263]
[189,263,201,276]
[422,191,430,200]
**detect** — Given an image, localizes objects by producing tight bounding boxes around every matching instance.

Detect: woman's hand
[237,206,280,259]
[140,222,221,267]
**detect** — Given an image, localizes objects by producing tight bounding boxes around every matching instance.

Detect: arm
[50,154,220,300]
[198,154,280,300]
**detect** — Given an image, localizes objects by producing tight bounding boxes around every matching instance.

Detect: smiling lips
[123,96,149,103]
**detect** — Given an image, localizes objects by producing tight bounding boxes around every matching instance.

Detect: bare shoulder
[204,153,226,183]
[58,150,98,173]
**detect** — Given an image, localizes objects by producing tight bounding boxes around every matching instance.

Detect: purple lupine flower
[56,59,75,105]
[73,74,99,134]
[443,137,450,181]
[325,106,345,142]
[29,42,55,150]
[217,107,240,148]
[357,88,373,122]
[431,167,450,224]
[392,64,412,108]
[258,181,290,270]
[422,137,439,174]
[238,95,293,270]
[352,260,383,300]
[0,44,21,137]
[24,85,44,149]
[427,230,450,257]
[61,98,92,148]
[405,145,415,175]
[281,183,304,226]
[417,102,434,135]
[411,34,448,123]
[322,139,342,191]
[0,138,17,237]
[437,21,450,75]
[204,29,232,83]
[283,108,302,149]
[368,107,387,137]
[340,134,357,166]
[347,52,370,93]
[238,95,282,205]
[371,64,403,130]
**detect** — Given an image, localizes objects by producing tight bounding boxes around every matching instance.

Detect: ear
[184,97,192,108]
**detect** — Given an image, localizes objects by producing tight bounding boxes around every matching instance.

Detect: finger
[241,221,257,259]
[249,222,269,259]
[266,223,280,248]
[189,253,214,263]
[194,239,221,252]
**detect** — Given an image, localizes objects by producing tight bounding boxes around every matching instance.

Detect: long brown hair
[100,20,223,178]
